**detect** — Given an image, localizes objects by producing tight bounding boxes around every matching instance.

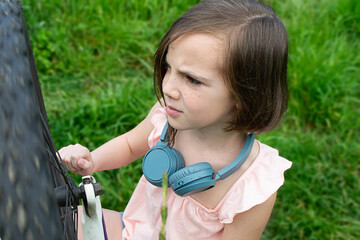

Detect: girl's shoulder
[147,107,167,148]
[215,141,292,223]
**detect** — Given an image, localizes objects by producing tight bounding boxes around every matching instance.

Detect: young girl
[59,0,292,239]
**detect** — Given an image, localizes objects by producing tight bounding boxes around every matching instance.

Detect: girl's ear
[235,100,242,112]
[224,96,241,132]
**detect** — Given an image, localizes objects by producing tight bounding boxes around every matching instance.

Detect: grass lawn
[22,0,359,239]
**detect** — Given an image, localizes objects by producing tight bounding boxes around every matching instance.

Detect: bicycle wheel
[0,1,78,239]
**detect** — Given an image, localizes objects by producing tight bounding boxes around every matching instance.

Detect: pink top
[122,108,292,240]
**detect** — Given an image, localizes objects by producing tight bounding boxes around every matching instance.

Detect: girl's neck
[178,127,248,153]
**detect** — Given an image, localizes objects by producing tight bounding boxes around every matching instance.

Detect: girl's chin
[166,117,184,130]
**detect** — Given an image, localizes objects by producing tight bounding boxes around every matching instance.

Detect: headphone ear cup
[169,162,216,197]
[169,162,212,183]
[143,143,185,187]
[169,147,185,169]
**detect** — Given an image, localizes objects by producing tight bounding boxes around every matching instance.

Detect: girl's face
[163,33,234,132]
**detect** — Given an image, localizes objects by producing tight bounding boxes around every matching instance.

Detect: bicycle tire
[0,1,78,239]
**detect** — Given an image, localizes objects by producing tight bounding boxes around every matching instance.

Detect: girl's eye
[187,76,202,85]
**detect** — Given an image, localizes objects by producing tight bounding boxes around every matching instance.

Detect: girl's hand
[58,144,95,176]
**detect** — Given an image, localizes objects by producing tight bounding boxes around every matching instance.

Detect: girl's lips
[166,106,182,117]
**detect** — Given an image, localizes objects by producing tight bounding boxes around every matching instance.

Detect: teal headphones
[142,123,255,196]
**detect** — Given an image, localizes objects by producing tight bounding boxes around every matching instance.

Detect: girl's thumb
[78,158,90,169]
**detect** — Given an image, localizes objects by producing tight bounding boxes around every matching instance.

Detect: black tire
[0,1,78,239]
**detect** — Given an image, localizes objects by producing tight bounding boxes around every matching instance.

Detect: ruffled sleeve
[217,141,292,224]
[147,108,167,148]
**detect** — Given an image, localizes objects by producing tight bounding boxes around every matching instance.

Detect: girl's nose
[163,72,181,100]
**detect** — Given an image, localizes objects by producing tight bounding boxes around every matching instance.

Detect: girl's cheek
[182,88,201,105]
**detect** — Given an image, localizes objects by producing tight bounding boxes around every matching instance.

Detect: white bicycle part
[80,176,105,240]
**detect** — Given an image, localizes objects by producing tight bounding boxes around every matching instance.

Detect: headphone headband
[214,132,255,181]
[160,122,169,142]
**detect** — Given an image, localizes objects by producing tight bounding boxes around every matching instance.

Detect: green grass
[21,0,360,239]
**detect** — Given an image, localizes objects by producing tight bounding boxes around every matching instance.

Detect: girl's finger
[70,155,80,170]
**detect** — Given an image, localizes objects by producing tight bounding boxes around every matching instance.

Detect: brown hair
[154,0,288,143]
